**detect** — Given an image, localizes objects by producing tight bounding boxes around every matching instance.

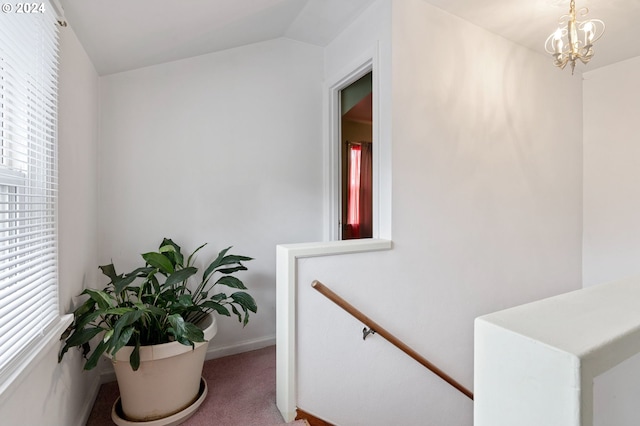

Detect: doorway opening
[340,72,372,240]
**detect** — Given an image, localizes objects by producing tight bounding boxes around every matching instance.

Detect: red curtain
[359,142,373,238]
[345,142,372,239]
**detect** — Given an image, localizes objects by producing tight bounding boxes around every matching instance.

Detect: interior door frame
[325,55,377,241]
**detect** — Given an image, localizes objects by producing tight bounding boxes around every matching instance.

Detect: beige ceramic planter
[109,314,217,422]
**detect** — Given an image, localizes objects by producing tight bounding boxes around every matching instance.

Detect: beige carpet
[86,345,305,425]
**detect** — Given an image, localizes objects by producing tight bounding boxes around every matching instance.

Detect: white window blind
[0,1,60,380]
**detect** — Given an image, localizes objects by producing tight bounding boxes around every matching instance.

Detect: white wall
[0,26,101,425]
[296,0,583,424]
[583,56,640,287]
[582,55,640,426]
[99,38,324,353]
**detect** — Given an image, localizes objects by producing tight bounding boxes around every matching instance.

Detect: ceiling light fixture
[544,0,605,74]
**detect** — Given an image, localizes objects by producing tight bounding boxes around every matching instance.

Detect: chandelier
[544,0,605,74]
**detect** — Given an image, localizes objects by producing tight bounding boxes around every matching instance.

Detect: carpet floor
[86,345,306,426]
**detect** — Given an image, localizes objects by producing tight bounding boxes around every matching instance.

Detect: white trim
[275,239,392,421]
[324,46,382,241]
[0,313,72,404]
[205,334,276,360]
[76,374,102,426]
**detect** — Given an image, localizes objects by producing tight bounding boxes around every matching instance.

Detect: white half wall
[583,56,640,287]
[475,276,640,426]
[98,38,324,353]
[0,25,101,425]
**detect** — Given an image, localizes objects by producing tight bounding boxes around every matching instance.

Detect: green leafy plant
[59,238,256,371]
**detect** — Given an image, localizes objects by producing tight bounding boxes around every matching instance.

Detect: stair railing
[311,280,474,400]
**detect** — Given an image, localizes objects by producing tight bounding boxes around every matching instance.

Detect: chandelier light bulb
[583,21,594,44]
[544,0,605,74]
[553,29,563,54]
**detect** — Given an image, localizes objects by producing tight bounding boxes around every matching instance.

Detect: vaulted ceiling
[60,0,640,76]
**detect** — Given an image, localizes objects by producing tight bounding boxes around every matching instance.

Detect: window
[0,1,60,383]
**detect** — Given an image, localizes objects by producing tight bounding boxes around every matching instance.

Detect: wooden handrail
[311,280,474,400]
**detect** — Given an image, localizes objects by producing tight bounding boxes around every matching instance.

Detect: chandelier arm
[577,7,590,19]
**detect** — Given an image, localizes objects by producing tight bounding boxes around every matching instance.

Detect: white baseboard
[100,368,117,384]
[205,334,276,360]
[99,334,276,384]
[77,374,102,426]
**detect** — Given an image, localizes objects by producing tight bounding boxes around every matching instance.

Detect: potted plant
[59,238,257,423]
